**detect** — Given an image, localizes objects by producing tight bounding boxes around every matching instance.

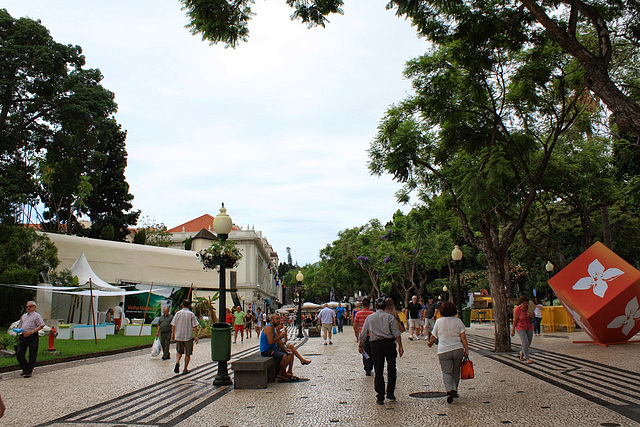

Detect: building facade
[42,216,281,316]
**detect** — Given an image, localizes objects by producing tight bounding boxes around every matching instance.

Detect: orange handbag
[461,355,474,379]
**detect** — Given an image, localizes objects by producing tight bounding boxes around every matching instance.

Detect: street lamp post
[545,261,554,301]
[451,245,463,318]
[213,203,233,386]
[442,285,448,302]
[296,270,304,339]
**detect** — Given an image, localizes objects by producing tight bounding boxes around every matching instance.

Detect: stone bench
[232,354,277,389]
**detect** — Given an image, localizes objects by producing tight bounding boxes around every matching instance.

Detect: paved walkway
[1,324,639,426]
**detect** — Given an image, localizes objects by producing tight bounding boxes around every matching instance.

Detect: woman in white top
[533,297,544,336]
[427,301,469,404]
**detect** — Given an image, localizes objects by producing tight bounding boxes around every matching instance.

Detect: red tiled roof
[167,214,239,233]
[168,214,214,233]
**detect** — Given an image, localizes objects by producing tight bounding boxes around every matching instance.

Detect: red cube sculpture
[548,242,640,344]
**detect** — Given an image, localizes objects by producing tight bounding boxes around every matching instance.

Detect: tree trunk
[485,249,512,352]
[504,254,512,298]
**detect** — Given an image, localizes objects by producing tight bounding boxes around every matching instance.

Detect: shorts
[425,318,436,333]
[321,323,333,333]
[114,318,121,327]
[176,339,194,356]
[261,347,287,362]
[408,319,421,329]
[234,324,245,333]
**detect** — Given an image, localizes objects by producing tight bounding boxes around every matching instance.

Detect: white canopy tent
[70,252,121,291]
[3,253,174,324]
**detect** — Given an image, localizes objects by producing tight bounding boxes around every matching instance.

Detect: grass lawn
[0,327,156,369]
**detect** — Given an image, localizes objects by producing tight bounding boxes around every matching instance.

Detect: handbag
[460,355,474,379]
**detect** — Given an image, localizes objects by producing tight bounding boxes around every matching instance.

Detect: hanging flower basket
[196,240,242,271]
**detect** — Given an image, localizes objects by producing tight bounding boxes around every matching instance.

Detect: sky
[5,1,428,265]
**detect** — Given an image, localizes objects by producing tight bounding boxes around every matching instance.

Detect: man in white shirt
[113,301,124,333]
[16,301,45,378]
[317,303,336,345]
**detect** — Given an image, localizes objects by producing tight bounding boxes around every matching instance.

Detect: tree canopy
[0,9,139,237]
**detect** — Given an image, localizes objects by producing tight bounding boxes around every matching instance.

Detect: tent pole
[188,283,193,301]
[89,278,97,345]
[139,282,154,336]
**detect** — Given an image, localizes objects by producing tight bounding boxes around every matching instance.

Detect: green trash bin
[462,307,471,327]
[211,322,232,361]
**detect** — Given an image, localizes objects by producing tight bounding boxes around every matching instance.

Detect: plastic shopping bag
[332,326,337,334]
[151,337,161,357]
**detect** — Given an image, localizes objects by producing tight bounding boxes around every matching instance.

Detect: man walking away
[318,303,336,345]
[156,306,173,360]
[404,295,422,340]
[359,298,404,405]
[171,300,199,374]
[424,296,437,341]
[16,301,45,378]
[335,303,346,333]
[352,298,374,376]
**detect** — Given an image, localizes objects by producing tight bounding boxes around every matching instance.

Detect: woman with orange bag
[427,301,469,404]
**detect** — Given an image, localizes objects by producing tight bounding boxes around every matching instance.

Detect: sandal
[525,359,533,364]
[290,376,300,382]
[301,359,311,365]
[519,351,524,361]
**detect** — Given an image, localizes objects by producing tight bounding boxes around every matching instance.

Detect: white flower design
[607,297,640,336]
[563,303,595,339]
[572,259,624,298]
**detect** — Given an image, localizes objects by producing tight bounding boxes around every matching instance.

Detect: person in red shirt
[352,298,374,376]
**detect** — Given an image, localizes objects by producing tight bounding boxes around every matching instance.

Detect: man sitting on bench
[275,320,311,366]
[260,313,296,381]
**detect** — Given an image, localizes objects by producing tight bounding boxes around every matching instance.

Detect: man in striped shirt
[352,298,374,376]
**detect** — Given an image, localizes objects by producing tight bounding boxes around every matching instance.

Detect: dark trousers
[17,333,39,374]
[533,317,542,334]
[160,330,171,358]
[362,337,373,373]
[371,338,397,400]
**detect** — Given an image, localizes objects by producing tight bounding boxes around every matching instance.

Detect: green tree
[85,119,139,241]
[0,224,58,324]
[0,10,137,235]
[178,1,640,137]
[134,216,173,247]
[368,25,596,351]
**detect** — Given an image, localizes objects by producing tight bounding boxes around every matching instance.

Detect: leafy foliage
[0,10,138,237]
[196,239,243,270]
[0,224,58,324]
[133,217,173,247]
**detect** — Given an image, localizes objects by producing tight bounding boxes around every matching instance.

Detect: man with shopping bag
[156,306,173,360]
[318,303,336,345]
